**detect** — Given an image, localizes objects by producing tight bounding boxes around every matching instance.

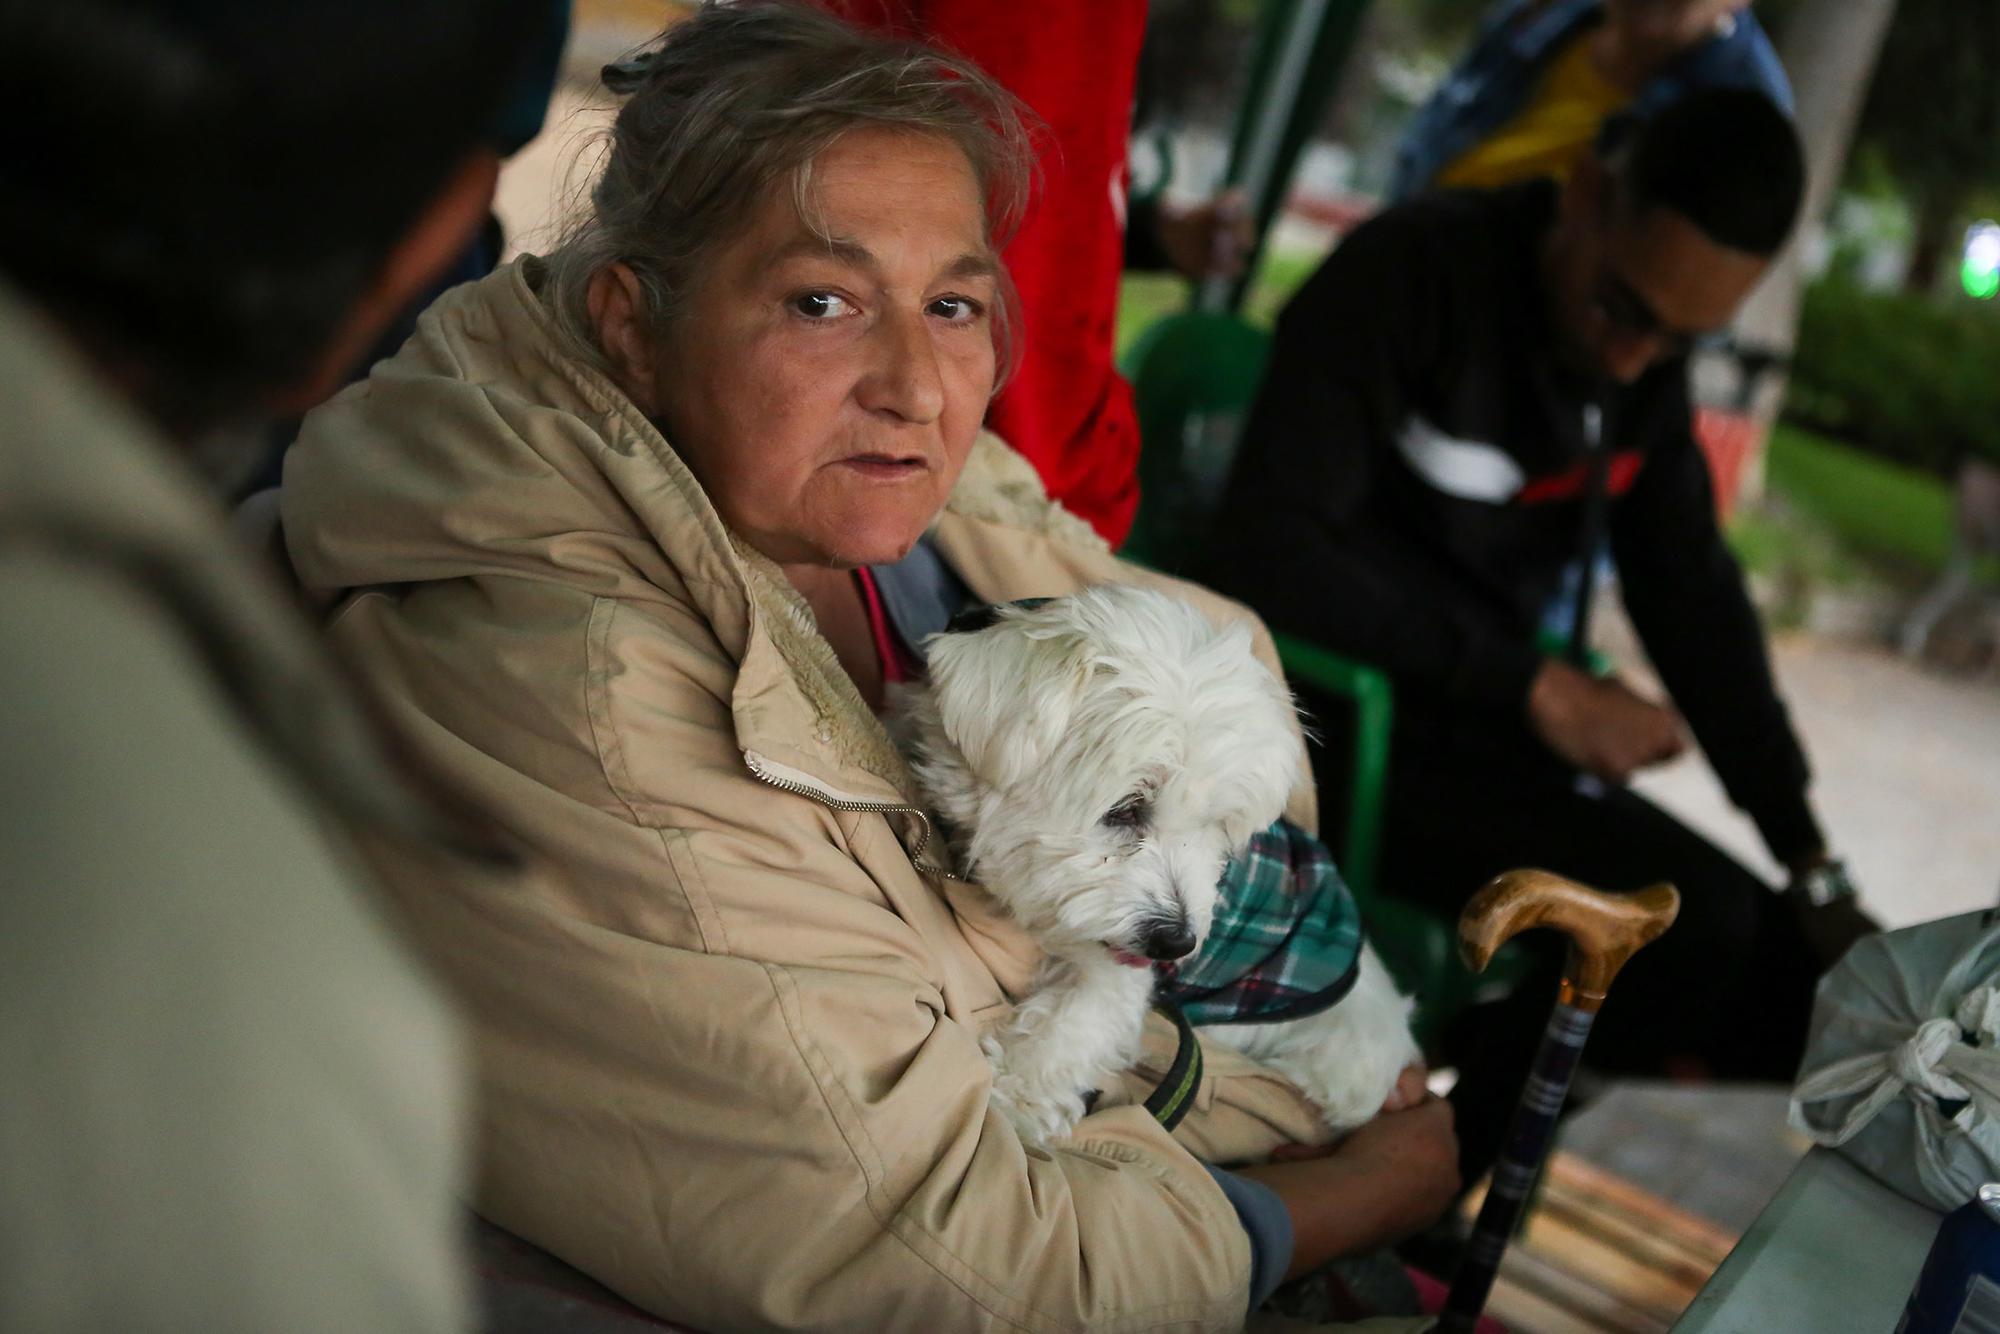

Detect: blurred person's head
[1544,85,1803,385]
[0,0,542,439]
[545,1,1033,573]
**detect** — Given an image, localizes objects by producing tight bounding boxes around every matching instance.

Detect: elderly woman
[281,4,1455,1329]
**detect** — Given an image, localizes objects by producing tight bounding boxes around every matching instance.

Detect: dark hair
[0,0,544,431]
[1616,87,1805,257]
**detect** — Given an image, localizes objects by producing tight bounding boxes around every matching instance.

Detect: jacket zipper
[741,750,966,882]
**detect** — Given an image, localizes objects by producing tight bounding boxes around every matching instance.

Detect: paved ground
[1563,1083,1807,1235]
[1626,631,2000,929]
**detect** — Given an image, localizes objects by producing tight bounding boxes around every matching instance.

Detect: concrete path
[1630,634,2000,929]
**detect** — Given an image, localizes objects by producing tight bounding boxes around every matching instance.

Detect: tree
[1851,1,2000,292]
[1732,0,1897,498]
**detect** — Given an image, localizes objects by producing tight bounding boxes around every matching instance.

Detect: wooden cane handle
[1458,869,1680,1006]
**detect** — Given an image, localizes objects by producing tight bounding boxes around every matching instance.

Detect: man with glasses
[1206,88,1874,1184]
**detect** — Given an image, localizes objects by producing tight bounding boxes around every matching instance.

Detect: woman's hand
[1379,1062,1429,1113]
[1240,1094,1462,1278]
[1336,1096,1462,1237]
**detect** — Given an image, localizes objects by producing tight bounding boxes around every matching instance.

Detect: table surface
[1673,1148,1943,1333]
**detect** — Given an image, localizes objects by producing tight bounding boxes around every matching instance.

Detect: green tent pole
[1199,0,1329,313]
[1202,0,1373,315]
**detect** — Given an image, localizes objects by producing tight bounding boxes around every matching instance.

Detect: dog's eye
[1101,796,1150,831]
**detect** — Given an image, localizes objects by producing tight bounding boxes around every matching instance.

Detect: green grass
[1239,249,1322,329]
[1762,425,1957,576]
[1115,273,1187,359]
[1722,506,1793,575]
[1114,246,1327,361]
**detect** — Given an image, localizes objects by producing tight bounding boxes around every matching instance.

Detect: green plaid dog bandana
[1154,818,1365,1026]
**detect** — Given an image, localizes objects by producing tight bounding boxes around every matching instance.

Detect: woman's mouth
[837,453,928,480]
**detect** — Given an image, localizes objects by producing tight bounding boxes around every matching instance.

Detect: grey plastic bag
[1790,908,2000,1209]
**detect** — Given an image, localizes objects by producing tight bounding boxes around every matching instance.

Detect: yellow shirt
[1434,30,1629,191]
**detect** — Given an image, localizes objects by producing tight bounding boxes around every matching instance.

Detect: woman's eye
[790,292,852,320]
[928,295,985,324]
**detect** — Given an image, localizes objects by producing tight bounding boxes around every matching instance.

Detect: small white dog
[891,583,1421,1147]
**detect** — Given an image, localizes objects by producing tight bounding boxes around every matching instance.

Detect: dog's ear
[923,618,1088,790]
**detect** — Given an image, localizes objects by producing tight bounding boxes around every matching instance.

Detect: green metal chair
[1121,311,1272,572]
[1273,634,1535,1048]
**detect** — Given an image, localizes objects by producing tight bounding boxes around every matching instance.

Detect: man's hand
[1626,0,1751,55]
[1527,657,1688,783]
[1790,894,1882,972]
[1154,189,1254,281]
[1597,0,1750,87]
[1785,853,1884,971]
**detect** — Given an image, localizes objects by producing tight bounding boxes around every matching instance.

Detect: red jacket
[823,0,1150,545]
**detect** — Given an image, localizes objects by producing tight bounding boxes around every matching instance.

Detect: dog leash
[1143,1003,1204,1133]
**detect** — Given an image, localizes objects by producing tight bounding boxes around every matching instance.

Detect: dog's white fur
[891,583,1420,1146]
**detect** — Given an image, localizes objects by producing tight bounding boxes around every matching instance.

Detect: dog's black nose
[1140,918,1198,961]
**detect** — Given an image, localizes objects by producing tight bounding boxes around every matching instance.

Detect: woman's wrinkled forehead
[786,128,999,251]
[724,128,1000,285]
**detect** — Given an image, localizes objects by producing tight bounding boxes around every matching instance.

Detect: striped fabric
[1155,819,1366,1026]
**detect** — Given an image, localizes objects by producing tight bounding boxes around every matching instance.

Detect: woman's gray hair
[542,1,1036,384]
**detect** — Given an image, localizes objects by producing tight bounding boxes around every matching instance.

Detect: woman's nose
[857,307,945,425]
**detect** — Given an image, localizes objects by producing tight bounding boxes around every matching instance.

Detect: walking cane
[1436,869,1681,1334]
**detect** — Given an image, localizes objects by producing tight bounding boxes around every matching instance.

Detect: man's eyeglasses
[1590,272,1726,358]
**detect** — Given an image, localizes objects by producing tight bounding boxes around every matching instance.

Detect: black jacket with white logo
[1205,180,1819,865]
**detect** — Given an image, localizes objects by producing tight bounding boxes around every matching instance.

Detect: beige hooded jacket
[281,260,1333,1333]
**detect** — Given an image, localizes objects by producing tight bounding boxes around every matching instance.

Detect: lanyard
[1564,399,1608,667]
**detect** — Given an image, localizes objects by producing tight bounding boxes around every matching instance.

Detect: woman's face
[603,127,1000,570]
